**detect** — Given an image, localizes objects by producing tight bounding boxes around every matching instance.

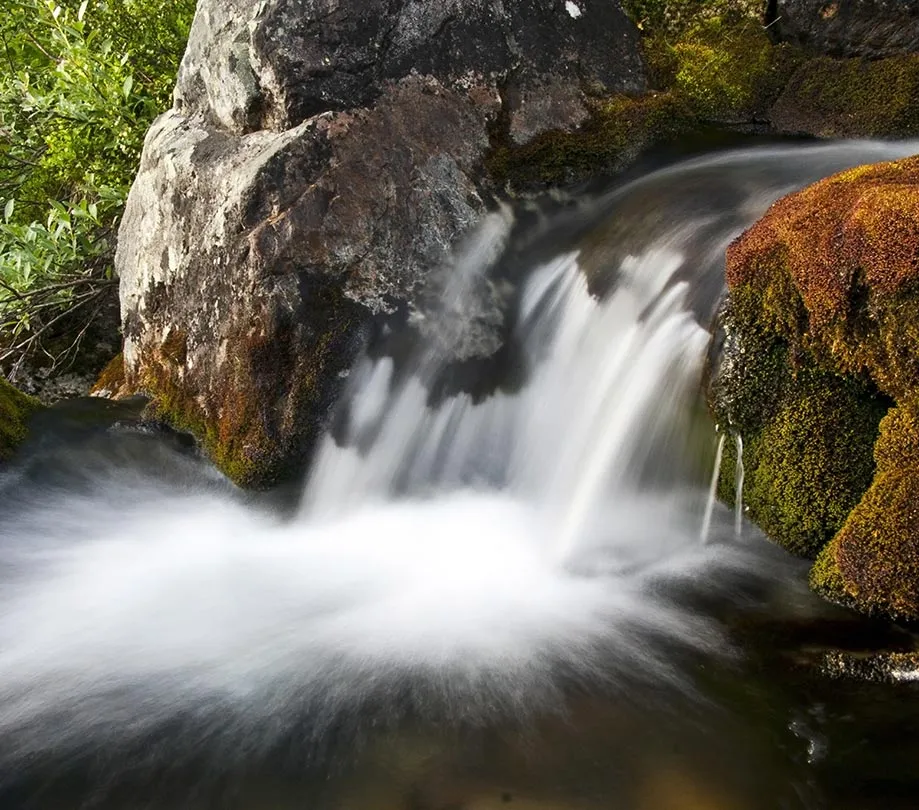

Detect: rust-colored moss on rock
[89,352,129,399]
[718,155,919,620]
[126,291,361,489]
[726,155,919,402]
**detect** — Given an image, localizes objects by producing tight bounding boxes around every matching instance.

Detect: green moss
[747,373,886,558]
[809,540,849,606]
[812,469,919,621]
[709,289,793,434]
[719,154,919,616]
[874,404,919,474]
[0,375,41,461]
[622,0,763,38]
[663,21,798,122]
[486,92,698,189]
[774,55,919,138]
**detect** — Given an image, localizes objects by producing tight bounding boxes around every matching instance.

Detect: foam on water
[1,140,918,779]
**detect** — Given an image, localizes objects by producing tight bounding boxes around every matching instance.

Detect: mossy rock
[0,376,41,462]
[812,404,919,619]
[127,293,360,490]
[715,155,919,620]
[713,354,885,559]
[644,16,801,124]
[744,373,884,558]
[727,155,919,402]
[812,469,919,621]
[488,4,791,191]
[771,54,919,138]
[89,352,129,399]
[486,92,699,190]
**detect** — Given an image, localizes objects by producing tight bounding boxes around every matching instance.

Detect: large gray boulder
[770,0,919,58]
[116,0,646,487]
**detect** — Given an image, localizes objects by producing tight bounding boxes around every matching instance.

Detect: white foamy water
[1,140,917,778]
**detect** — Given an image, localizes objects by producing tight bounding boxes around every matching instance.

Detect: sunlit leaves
[0,0,194,363]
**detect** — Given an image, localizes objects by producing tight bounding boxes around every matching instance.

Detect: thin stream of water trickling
[735,433,745,539]
[702,431,726,544]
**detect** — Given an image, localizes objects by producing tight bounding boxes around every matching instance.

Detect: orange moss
[89,352,128,398]
[726,155,919,401]
[813,469,919,620]
[725,156,919,618]
[727,155,919,324]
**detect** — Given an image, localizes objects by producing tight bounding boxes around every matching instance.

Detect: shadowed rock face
[116,0,646,487]
[771,0,919,60]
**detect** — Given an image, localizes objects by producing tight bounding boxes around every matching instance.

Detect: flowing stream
[2,139,919,809]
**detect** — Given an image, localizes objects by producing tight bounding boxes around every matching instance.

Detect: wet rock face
[771,0,919,59]
[116,0,646,487]
[709,156,919,621]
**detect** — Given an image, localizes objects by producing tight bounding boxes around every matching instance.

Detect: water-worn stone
[709,156,919,621]
[770,0,919,60]
[117,0,646,487]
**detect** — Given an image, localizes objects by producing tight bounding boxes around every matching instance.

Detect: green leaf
[77,0,89,22]
[3,200,13,222]
[122,74,134,99]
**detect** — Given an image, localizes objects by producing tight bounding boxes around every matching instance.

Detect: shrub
[0,0,195,373]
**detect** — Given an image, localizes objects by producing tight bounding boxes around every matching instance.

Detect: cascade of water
[734,433,745,539]
[1,139,918,785]
[701,431,727,544]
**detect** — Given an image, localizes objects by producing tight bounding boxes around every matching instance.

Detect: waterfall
[1,139,918,790]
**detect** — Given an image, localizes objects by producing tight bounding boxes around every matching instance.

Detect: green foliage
[0,0,194,368]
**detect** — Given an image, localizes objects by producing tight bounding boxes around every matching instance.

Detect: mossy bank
[491,0,919,192]
[710,156,919,621]
[0,376,41,462]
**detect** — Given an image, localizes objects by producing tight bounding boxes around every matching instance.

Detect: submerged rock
[116,0,647,487]
[710,156,919,620]
[0,376,41,462]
